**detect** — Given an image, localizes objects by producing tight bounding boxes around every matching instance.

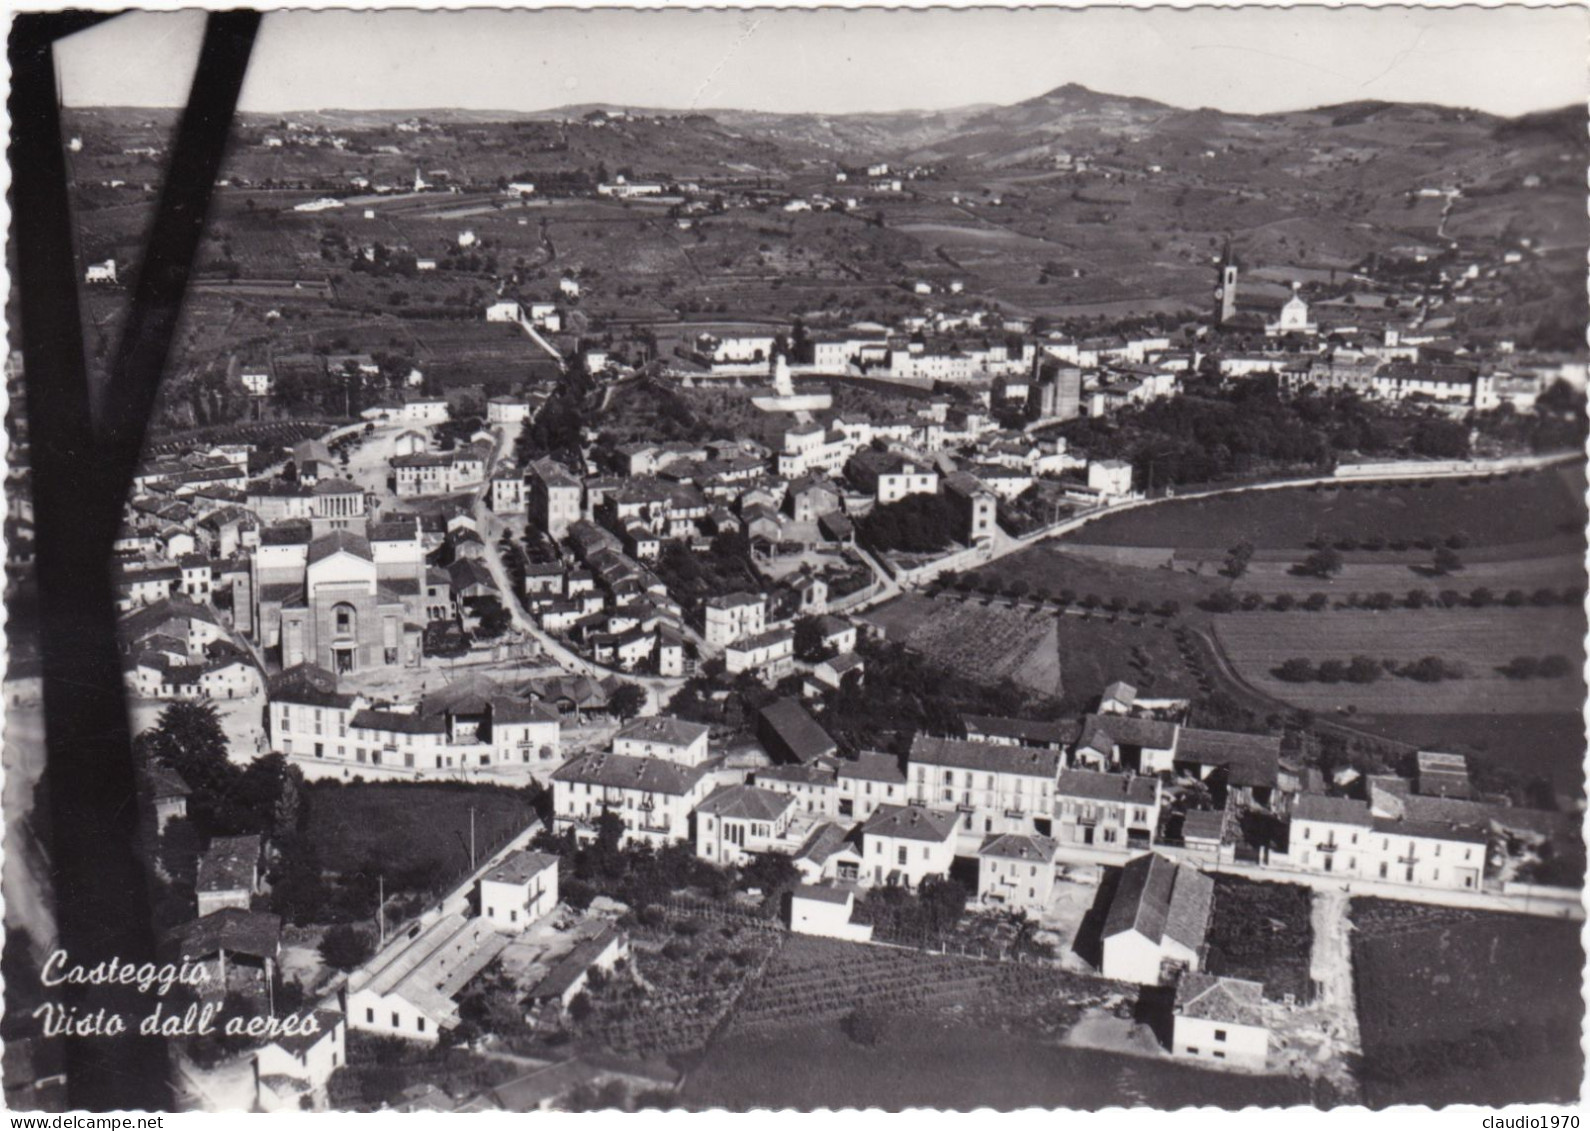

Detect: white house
[1285,795,1485,891]
[559,277,581,299]
[85,259,118,285]
[836,751,907,822]
[240,370,273,396]
[724,628,795,681]
[976,832,1058,913]
[551,751,713,847]
[254,1009,346,1109]
[457,230,477,248]
[612,715,710,766]
[1087,459,1134,499]
[347,914,499,1044]
[1100,852,1213,985]
[485,300,523,323]
[478,850,560,933]
[704,591,765,647]
[693,784,797,867]
[906,734,1062,839]
[1172,974,1270,1070]
[858,804,958,889]
[788,885,873,942]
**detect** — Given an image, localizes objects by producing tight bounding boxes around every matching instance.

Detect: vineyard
[146,417,340,456]
[727,934,1118,1041]
[890,598,1060,694]
[1349,897,1584,1107]
[1202,875,1314,1003]
[566,914,783,1058]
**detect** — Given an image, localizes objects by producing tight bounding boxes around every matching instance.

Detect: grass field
[683,1018,1313,1110]
[1064,467,1587,552]
[973,546,1223,609]
[303,781,538,892]
[1349,899,1584,1108]
[1213,607,1586,715]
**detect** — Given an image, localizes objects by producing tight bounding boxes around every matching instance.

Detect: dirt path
[1266,889,1362,1098]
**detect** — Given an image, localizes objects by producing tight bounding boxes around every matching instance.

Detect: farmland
[1213,607,1586,715]
[1061,466,1587,553]
[302,781,539,896]
[1203,876,1315,1004]
[1349,898,1584,1108]
[861,594,1061,697]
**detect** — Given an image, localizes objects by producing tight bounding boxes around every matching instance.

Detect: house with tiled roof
[1101,852,1213,985]
[961,713,1077,751]
[836,750,907,821]
[612,714,710,766]
[196,835,263,917]
[1053,770,1160,854]
[479,850,560,933]
[755,762,839,818]
[858,804,958,889]
[693,784,798,867]
[1172,973,1270,1069]
[907,734,1063,839]
[977,832,1058,912]
[1285,793,1487,891]
[552,751,713,847]
[757,698,838,766]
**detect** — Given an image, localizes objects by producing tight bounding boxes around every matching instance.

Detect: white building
[788,885,873,942]
[478,850,560,933]
[906,735,1062,839]
[836,751,907,822]
[85,259,118,285]
[611,715,710,766]
[1087,459,1134,499]
[1172,974,1270,1070]
[347,914,498,1044]
[253,1009,346,1110]
[858,804,958,889]
[703,591,766,648]
[1285,795,1486,891]
[1100,852,1213,985]
[976,832,1058,912]
[485,300,523,323]
[551,751,713,847]
[724,627,795,681]
[693,784,797,867]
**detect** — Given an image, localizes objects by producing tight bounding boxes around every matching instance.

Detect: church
[252,519,451,673]
[1213,241,1310,333]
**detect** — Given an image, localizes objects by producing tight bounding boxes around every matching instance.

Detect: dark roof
[1055,769,1158,806]
[1292,794,1373,827]
[1103,853,1213,953]
[530,925,624,1001]
[197,835,261,893]
[794,821,860,865]
[1370,816,1489,845]
[1181,810,1227,843]
[979,832,1058,862]
[165,909,281,961]
[614,715,709,748]
[697,783,794,822]
[757,699,838,764]
[861,803,958,844]
[1175,974,1267,1027]
[350,708,448,735]
[552,751,706,797]
[793,883,851,905]
[962,713,1078,748]
[1078,713,1178,753]
[838,750,906,785]
[756,763,838,787]
[910,734,1061,778]
[484,849,560,886]
[268,1008,344,1056]
[1175,727,1281,788]
[307,529,372,565]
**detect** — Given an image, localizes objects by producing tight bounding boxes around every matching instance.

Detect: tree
[1432,545,1463,575]
[841,1007,884,1047]
[793,615,831,662]
[1223,540,1255,580]
[1538,654,1572,678]
[1405,588,1430,609]
[1316,659,1347,684]
[1502,656,1541,680]
[1301,547,1344,578]
[1469,587,1494,608]
[1272,594,1295,612]
[1303,593,1329,612]
[608,684,646,720]
[1346,656,1382,684]
[568,991,594,1023]
[1276,658,1315,683]
[318,925,373,971]
[1364,592,1395,611]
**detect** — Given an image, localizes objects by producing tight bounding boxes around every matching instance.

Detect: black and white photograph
[3,2,1587,1114]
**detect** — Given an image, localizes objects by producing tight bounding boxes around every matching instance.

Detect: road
[470,424,686,716]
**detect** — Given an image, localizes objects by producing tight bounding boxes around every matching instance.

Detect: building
[1053,770,1160,853]
[858,804,958,889]
[1172,974,1270,1069]
[479,850,560,933]
[754,762,838,817]
[788,885,873,942]
[976,833,1058,912]
[196,835,262,918]
[1087,460,1134,499]
[347,914,501,1044]
[846,450,939,504]
[943,471,997,544]
[693,784,797,867]
[703,591,766,648]
[725,627,795,680]
[1100,852,1213,985]
[611,715,710,766]
[551,752,713,847]
[961,714,1074,751]
[906,734,1062,838]
[529,460,583,540]
[757,698,838,766]
[527,926,628,1013]
[253,1010,347,1110]
[85,259,118,285]
[836,751,906,821]
[1285,795,1486,890]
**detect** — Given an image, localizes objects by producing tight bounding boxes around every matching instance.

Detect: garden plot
[895,600,1059,695]
[1213,607,1586,715]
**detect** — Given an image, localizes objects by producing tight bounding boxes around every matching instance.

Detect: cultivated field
[864,594,1061,696]
[1064,467,1587,552]
[1350,899,1584,1108]
[1214,607,1586,715]
[1203,876,1315,1004]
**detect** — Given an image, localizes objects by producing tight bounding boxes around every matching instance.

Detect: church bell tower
[1214,238,1239,326]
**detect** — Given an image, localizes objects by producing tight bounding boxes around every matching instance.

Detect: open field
[1349,899,1584,1108]
[1225,553,1586,598]
[1345,712,1585,793]
[1213,607,1586,715]
[1063,466,1587,552]
[302,781,537,892]
[1203,876,1315,1004]
[684,1017,1313,1110]
[972,546,1224,609]
[862,594,1061,696]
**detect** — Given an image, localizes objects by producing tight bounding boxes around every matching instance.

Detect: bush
[569,991,594,1023]
[1539,654,1573,678]
[1202,591,1240,614]
[1303,593,1329,612]
[1317,659,1347,684]
[1502,589,1526,607]
[1239,592,1265,612]
[1347,656,1382,684]
[1469,587,1494,608]
[1272,594,1295,612]
[317,924,373,971]
[1157,600,1181,618]
[1276,658,1315,683]
[841,1007,885,1047]
[1438,589,1464,608]
[1531,588,1560,607]
[1405,589,1429,609]
[1365,592,1395,611]
[1502,656,1541,680]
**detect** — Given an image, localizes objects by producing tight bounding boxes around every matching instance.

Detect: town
[4,17,1587,1114]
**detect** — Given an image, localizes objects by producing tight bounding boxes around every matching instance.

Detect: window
[1213,1050,1225,1060]
[1185,1047,1199,1055]
[897,847,907,865]
[417,1018,425,1033]
[366,1009,374,1024]
[1214,1029,1227,1042]
[391,1012,400,1028]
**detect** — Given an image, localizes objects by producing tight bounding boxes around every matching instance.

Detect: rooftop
[861,803,958,844]
[910,733,1061,778]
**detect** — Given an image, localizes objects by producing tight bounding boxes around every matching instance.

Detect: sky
[54,5,1589,119]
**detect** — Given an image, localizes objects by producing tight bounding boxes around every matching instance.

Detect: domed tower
[1214,238,1239,326]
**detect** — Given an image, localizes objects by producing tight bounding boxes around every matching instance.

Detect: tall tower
[1214,238,1239,326]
